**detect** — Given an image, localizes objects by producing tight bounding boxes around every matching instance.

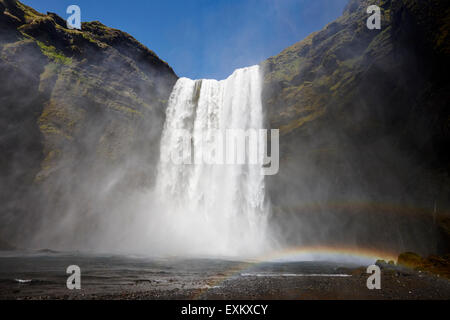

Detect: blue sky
[21,0,349,79]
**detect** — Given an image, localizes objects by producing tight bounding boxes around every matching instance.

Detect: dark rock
[398,252,423,268]
[0,0,178,246]
[262,0,450,255]
[46,12,66,29]
[0,239,15,250]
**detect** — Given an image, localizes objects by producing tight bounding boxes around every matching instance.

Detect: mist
[1,0,448,266]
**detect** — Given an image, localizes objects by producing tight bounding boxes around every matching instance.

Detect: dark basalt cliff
[0,0,449,254]
[0,0,177,244]
[262,0,450,253]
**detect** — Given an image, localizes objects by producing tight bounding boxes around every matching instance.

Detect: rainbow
[192,245,398,299]
[258,245,398,263]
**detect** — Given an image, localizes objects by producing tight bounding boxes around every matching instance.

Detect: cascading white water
[154,65,270,257]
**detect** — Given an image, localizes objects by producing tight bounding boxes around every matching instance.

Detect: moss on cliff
[0,0,178,242]
[263,0,450,253]
[36,40,72,65]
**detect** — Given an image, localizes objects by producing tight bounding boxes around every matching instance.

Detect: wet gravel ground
[0,252,449,300]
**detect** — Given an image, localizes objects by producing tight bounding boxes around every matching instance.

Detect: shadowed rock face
[0,0,177,245]
[0,0,448,255]
[262,0,450,254]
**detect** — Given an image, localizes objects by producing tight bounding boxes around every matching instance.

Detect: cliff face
[0,0,177,245]
[262,0,450,253]
[1,0,449,254]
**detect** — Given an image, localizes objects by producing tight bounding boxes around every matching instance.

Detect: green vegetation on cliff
[0,0,178,244]
[263,0,450,254]
[36,40,72,65]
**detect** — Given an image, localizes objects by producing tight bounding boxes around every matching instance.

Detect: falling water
[154,65,270,257]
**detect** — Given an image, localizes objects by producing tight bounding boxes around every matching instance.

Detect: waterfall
[153,65,270,257]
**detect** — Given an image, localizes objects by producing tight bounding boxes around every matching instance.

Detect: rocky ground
[1,264,449,300]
